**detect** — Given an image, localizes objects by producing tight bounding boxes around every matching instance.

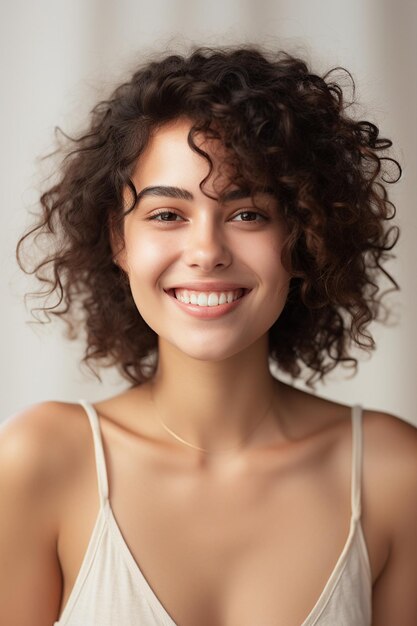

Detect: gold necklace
[149,383,275,456]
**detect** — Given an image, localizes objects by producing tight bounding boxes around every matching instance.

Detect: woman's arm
[0,404,64,626]
[371,414,417,625]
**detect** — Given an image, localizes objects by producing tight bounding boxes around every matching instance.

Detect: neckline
[73,399,369,625]
[106,500,366,626]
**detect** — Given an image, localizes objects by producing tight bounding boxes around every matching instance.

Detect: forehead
[132,118,236,194]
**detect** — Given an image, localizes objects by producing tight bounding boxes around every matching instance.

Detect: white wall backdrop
[1,0,416,424]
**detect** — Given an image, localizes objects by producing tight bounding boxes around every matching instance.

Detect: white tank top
[54,400,372,625]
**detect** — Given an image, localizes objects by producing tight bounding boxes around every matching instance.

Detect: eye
[147,210,183,222]
[231,211,268,223]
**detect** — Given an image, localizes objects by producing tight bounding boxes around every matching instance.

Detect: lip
[164,282,250,292]
[165,288,250,319]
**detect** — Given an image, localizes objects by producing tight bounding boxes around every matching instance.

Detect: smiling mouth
[165,288,251,308]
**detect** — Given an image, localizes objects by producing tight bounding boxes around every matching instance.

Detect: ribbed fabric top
[54,401,372,626]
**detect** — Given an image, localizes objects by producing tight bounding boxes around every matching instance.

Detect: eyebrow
[136,185,267,204]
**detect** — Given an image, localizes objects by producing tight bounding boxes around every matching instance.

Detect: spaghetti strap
[351,404,363,522]
[78,398,109,507]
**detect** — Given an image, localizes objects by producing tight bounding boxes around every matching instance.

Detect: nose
[182,216,232,271]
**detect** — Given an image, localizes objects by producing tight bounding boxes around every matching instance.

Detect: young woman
[1,45,416,626]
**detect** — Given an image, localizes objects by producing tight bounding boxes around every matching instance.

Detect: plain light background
[1,0,416,424]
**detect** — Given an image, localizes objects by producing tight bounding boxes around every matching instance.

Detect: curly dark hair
[16,43,401,389]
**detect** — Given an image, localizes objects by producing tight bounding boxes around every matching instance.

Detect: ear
[108,214,128,272]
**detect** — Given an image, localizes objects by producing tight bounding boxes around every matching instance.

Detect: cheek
[125,232,174,283]
[253,234,289,281]
[255,239,291,310]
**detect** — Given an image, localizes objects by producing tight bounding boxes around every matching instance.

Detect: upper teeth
[174,289,244,306]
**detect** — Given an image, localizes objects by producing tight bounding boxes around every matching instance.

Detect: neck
[147,335,284,457]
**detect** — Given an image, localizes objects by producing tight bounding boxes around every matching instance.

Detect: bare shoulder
[361,410,417,622]
[289,383,417,520]
[361,407,417,518]
[363,406,417,442]
[0,400,90,625]
[361,408,417,486]
[0,400,92,498]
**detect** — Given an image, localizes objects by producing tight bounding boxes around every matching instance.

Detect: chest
[57,432,376,625]
[112,480,352,625]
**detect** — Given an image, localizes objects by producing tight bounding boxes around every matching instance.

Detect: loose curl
[16,44,401,389]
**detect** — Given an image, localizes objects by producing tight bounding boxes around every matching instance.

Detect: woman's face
[116,117,291,362]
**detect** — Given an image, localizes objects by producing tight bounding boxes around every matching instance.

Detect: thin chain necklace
[149,383,275,456]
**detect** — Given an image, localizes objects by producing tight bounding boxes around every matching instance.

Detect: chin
[166,333,260,362]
